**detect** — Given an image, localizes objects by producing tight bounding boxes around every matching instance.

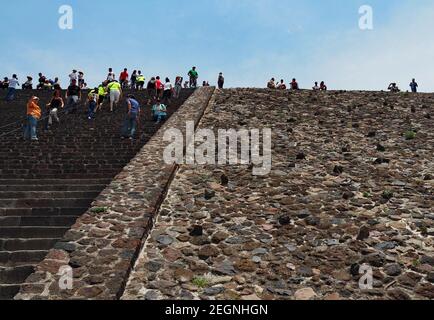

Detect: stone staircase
[0,88,193,299]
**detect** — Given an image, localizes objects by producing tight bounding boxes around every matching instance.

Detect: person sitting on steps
[290,78,300,90]
[22,76,33,90]
[267,78,276,89]
[320,81,328,91]
[37,73,46,90]
[388,83,400,92]
[277,79,287,90]
[0,77,9,89]
[152,99,167,123]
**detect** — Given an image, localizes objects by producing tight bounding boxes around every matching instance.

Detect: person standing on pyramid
[162,77,173,105]
[5,74,19,101]
[119,68,129,89]
[155,76,164,98]
[174,76,183,98]
[107,68,116,82]
[409,78,418,93]
[218,72,225,89]
[69,69,78,85]
[188,67,199,88]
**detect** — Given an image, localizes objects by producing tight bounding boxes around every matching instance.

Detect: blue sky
[0,0,433,90]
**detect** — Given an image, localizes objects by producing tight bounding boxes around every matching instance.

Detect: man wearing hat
[69,69,78,85]
[218,72,225,89]
[22,76,33,90]
[24,96,42,141]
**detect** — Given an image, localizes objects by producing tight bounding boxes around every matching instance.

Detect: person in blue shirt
[122,94,141,140]
[409,79,418,93]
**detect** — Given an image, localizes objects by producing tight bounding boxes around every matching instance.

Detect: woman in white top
[107,68,116,82]
[6,75,19,101]
[162,77,173,104]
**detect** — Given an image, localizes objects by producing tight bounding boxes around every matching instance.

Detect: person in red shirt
[290,78,300,90]
[119,68,129,89]
[155,76,163,98]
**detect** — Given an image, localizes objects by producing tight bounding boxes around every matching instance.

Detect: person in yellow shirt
[24,96,42,141]
[96,81,108,111]
[136,72,145,90]
[107,80,122,112]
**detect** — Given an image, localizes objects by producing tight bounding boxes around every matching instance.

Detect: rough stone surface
[123,89,433,300]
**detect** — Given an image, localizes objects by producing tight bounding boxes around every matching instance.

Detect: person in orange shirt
[24,96,42,141]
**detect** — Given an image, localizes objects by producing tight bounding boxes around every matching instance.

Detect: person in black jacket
[218,72,225,89]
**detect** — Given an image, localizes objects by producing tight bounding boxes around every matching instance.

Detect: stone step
[0,185,106,192]
[0,265,34,284]
[0,191,100,199]
[0,179,111,186]
[0,207,87,217]
[0,284,20,300]
[0,227,70,239]
[0,238,61,251]
[0,173,119,180]
[0,198,94,208]
[0,250,49,265]
[0,216,78,227]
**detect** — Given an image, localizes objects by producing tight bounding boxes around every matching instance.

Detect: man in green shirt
[188,67,199,88]
[107,80,122,112]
